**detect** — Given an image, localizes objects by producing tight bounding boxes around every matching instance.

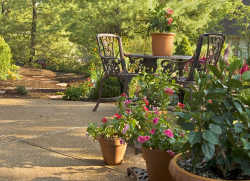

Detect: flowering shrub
[146,2,176,33]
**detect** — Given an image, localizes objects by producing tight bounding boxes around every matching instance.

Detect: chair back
[96,34,127,75]
[187,33,225,81]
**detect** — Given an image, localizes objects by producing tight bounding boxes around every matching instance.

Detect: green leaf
[175,112,192,120]
[226,130,236,148]
[241,138,250,150]
[226,79,242,89]
[210,115,223,124]
[191,91,205,100]
[188,131,202,145]
[209,123,222,135]
[229,59,242,72]
[181,122,194,131]
[188,84,197,92]
[202,130,219,145]
[202,142,215,159]
[207,65,222,79]
[241,70,250,82]
[241,162,250,174]
[234,101,243,113]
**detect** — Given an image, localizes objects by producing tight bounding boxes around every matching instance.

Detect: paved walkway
[0,98,146,181]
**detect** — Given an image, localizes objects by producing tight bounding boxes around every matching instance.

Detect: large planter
[169,153,250,181]
[98,136,127,165]
[142,146,175,181]
[151,33,175,56]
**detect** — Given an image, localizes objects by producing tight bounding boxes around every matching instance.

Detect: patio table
[125,53,193,76]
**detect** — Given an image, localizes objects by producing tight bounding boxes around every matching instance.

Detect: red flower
[208,100,212,103]
[121,93,126,97]
[87,78,91,82]
[240,64,249,75]
[102,117,108,123]
[164,88,174,95]
[177,102,185,108]
[167,18,173,25]
[143,99,149,105]
[143,106,148,112]
[114,113,122,119]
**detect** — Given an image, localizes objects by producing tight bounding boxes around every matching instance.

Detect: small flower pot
[169,153,250,181]
[151,33,175,56]
[98,136,127,165]
[142,146,175,181]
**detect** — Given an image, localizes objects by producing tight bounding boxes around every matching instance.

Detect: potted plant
[119,70,187,181]
[169,57,250,180]
[146,2,176,56]
[86,96,137,165]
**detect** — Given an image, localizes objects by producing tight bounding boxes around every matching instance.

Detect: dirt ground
[0,66,87,99]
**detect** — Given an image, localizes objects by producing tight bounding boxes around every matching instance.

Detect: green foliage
[174,36,193,56]
[63,79,93,101]
[14,86,29,95]
[146,2,176,33]
[0,36,12,80]
[88,77,121,100]
[177,58,250,177]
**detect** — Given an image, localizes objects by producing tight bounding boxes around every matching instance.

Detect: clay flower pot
[142,146,175,181]
[169,153,250,181]
[98,136,127,165]
[151,33,175,56]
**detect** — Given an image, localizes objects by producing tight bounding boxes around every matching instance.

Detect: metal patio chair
[93,34,139,111]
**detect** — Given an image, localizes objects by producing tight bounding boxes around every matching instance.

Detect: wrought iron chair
[174,33,225,102]
[93,34,139,111]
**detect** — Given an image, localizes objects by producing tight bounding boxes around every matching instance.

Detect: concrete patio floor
[0,98,146,181]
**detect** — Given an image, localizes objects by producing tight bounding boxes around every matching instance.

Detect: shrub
[14,86,30,95]
[0,36,12,80]
[174,36,193,56]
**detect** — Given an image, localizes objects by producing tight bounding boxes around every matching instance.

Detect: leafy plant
[63,79,93,101]
[14,86,30,95]
[176,58,250,177]
[146,2,176,33]
[0,36,12,80]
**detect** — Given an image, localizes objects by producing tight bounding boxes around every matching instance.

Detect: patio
[0,98,145,180]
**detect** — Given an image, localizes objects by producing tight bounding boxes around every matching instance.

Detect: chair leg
[93,76,106,112]
[122,78,132,98]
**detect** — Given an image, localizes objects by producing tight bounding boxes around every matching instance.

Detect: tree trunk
[29,0,37,64]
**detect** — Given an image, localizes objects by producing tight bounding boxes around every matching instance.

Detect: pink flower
[166,8,173,15]
[121,93,126,97]
[143,106,148,112]
[126,108,132,115]
[114,113,122,119]
[164,88,174,95]
[149,128,156,134]
[167,17,173,25]
[179,133,185,137]
[153,107,159,114]
[240,64,249,75]
[87,78,91,82]
[122,124,129,135]
[137,136,150,143]
[163,129,174,138]
[177,102,185,108]
[120,139,126,145]
[102,117,108,123]
[167,150,176,157]
[153,117,159,125]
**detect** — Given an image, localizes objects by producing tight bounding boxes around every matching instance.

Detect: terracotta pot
[169,153,250,181]
[142,146,175,181]
[151,33,175,56]
[98,136,127,165]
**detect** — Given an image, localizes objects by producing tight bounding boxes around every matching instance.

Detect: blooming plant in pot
[119,70,187,180]
[170,58,250,180]
[86,101,137,165]
[146,2,177,56]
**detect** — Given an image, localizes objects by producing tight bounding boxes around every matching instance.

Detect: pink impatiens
[137,136,150,143]
[163,129,174,138]
[153,117,160,124]
[164,88,174,95]
[149,128,156,134]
